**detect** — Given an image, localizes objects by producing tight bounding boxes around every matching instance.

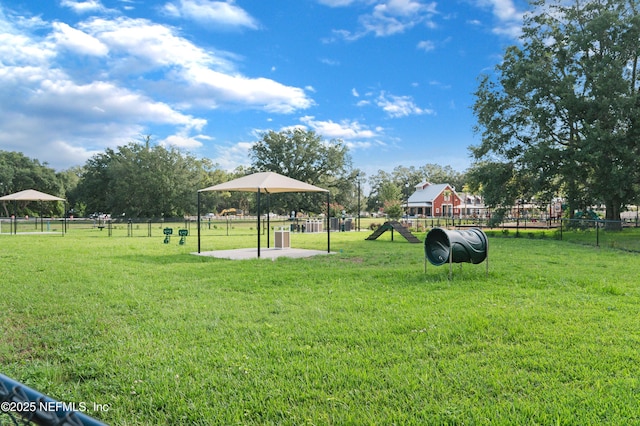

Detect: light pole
[357,176,361,232]
[516,199,522,237]
[404,182,409,219]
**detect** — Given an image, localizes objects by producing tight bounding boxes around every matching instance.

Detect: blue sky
[0,0,530,178]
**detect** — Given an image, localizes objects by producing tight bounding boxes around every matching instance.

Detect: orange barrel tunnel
[424,227,488,266]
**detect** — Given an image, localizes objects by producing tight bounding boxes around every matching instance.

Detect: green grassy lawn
[1,228,639,425]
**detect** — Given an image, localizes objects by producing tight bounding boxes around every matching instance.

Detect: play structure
[424,227,488,278]
[365,221,421,243]
[220,208,241,216]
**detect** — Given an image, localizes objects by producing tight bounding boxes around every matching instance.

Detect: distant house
[405,182,462,217]
[457,192,487,218]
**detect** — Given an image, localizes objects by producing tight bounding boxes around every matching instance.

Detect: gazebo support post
[267,193,270,248]
[197,191,201,253]
[257,190,261,258]
[13,200,17,234]
[327,192,330,253]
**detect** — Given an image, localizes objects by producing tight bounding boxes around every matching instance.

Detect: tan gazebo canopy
[0,189,65,202]
[198,172,329,194]
[197,172,330,257]
[0,189,67,235]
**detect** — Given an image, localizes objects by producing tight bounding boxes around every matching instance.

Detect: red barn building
[405,182,462,217]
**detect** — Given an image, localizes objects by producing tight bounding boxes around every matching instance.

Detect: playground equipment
[574,209,599,220]
[424,227,488,278]
[365,221,421,243]
[220,208,241,216]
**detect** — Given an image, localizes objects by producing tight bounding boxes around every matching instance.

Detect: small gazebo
[196,172,330,258]
[0,189,67,234]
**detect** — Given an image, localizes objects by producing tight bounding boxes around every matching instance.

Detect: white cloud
[77,16,313,113]
[79,17,229,71]
[213,141,254,170]
[485,0,519,21]
[162,0,259,30]
[118,0,136,12]
[48,140,104,168]
[316,0,358,6]
[300,116,379,140]
[322,29,356,43]
[417,39,435,51]
[296,115,386,152]
[376,0,435,17]
[328,0,439,40]
[0,66,207,165]
[0,22,56,66]
[60,0,107,14]
[474,0,524,38]
[320,57,340,66]
[50,22,109,56]
[183,67,314,113]
[376,91,434,117]
[0,3,329,169]
[0,12,213,168]
[160,133,208,149]
[429,80,451,90]
[34,79,205,129]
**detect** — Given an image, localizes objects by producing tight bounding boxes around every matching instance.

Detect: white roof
[407,183,450,204]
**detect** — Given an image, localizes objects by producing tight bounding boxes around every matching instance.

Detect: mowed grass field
[1,226,639,425]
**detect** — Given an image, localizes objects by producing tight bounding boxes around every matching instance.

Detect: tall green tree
[75,138,216,218]
[250,129,352,215]
[418,164,466,192]
[366,170,393,213]
[472,0,640,224]
[57,166,85,216]
[0,151,63,216]
[341,168,367,216]
[391,166,424,203]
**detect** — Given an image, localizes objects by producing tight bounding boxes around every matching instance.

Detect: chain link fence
[0,374,105,426]
[557,218,640,252]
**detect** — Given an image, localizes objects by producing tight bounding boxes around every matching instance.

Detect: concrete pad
[192,247,334,260]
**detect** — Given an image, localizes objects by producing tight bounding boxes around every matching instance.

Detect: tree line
[0,131,465,219]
